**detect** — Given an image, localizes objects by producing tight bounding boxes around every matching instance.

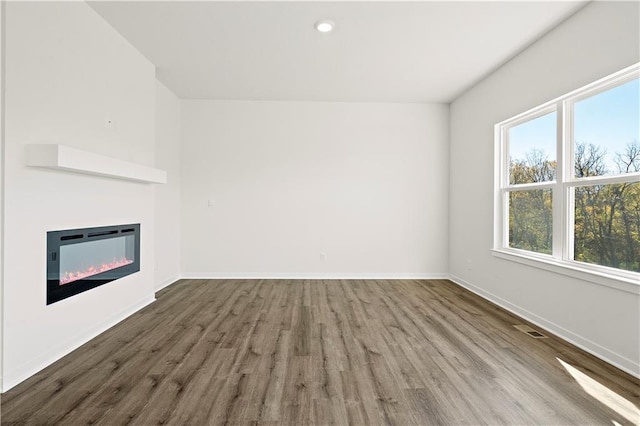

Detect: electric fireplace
[47,224,140,304]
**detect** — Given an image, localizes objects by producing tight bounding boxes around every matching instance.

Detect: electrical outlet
[105,118,116,129]
[320,252,327,262]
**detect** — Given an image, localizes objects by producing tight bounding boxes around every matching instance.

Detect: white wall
[0,0,5,390]
[181,101,449,278]
[2,2,157,391]
[449,1,640,376]
[154,81,181,290]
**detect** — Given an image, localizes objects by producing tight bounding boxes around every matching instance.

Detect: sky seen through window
[509,78,639,176]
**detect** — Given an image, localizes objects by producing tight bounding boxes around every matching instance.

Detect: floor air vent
[513,324,548,338]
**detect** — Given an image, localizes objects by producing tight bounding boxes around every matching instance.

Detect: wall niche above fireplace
[47,224,141,304]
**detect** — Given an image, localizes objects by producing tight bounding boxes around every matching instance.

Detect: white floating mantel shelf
[27,144,167,184]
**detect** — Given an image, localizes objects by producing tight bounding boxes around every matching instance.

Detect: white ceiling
[89,1,587,103]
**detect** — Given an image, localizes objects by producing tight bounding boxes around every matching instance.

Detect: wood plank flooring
[1,279,639,425]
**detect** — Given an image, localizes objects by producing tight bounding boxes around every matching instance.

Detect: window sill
[491,249,640,295]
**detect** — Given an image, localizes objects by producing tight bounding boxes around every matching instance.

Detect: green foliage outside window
[509,141,640,272]
[509,189,553,254]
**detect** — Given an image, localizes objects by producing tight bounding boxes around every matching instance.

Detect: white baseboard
[180,272,450,280]
[448,274,640,379]
[2,295,156,392]
[154,275,181,291]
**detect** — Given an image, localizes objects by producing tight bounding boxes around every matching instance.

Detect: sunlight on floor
[556,358,640,425]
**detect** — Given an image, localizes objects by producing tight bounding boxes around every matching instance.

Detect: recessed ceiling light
[315,20,335,33]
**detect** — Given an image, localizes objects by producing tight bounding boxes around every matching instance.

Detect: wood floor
[1,279,639,425]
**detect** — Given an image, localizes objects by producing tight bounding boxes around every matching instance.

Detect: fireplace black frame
[47,223,141,305]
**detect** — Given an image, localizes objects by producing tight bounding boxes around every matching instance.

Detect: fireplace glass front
[59,235,135,285]
[47,224,140,304]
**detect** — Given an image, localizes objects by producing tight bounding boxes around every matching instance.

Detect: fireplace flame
[60,258,134,285]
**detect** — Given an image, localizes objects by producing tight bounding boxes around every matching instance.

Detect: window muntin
[496,64,640,282]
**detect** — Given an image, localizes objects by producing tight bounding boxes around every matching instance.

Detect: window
[495,64,640,284]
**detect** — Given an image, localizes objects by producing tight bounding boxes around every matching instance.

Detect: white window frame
[493,63,640,293]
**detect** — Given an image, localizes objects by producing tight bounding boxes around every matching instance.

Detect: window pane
[574,79,640,178]
[509,189,553,254]
[508,112,557,184]
[574,182,640,272]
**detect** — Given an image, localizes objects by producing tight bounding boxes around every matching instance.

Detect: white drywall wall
[2,2,157,391]
[449,1,640,376]
[180,101,449,278]
[154,81,181,290]
[0,0,5,391]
